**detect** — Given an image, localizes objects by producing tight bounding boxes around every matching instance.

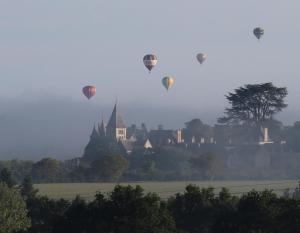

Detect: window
[118,129,124,134]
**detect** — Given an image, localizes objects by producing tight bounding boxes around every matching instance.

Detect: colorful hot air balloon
[196,53,208,64]
[253,27,264,40]
[143,54,158,73]
[162,76,174,91]
[82,86,96,99]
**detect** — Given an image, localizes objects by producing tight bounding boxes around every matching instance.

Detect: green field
[35,180,299,201]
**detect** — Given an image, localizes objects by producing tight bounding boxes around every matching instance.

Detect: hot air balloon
[143,54,158,73]
[253,27,264,40]
[162,76,174,91]
[196,53,208,64]
[82,86,96,99]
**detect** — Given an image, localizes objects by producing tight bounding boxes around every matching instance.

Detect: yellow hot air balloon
[162,76,174,91]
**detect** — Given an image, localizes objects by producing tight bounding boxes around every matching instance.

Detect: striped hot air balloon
[143,54,158,73]
[253,27,264,40]
[196,53,208,64]
[82,86,96,99]
[162,76,174,91]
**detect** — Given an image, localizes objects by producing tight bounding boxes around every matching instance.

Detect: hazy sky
[0,1,300,159]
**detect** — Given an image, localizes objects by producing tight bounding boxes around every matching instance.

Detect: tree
[0,168,16,188]
[89,185,178,233]
[168,184,216,233]
[0,159,33,183]
[21,175,38,200]
[31,158,61,183]
[25,196,70,233]
[219,83,287,139]
[90,155,129,181]
[0,183,31,233]
[233,190,279,233]
[190,152,224,180]
[58,196,88,233]
[275,198,300,233]
[185,119,214,143]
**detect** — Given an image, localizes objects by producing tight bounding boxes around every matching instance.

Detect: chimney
[264,128,269,142]
[176,129,182,143]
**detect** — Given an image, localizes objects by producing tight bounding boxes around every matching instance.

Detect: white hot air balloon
[143,54,158,73]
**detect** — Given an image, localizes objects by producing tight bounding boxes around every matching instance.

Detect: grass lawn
[35,180,299,201]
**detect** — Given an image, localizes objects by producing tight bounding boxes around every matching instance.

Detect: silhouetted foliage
[0,168,16,188]
[25,196,70,233]
[189,152,224,180]
[219,83,288,140]
[168,185,217,233]
[31,158,64,183]
[87,185,178,233]
[185,119,214,143]
[0,159,33,183]
[89,155,129,181]
[20,175,38,200]
[13,183,300,233]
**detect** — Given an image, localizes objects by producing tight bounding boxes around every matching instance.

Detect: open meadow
[35,180,299,201]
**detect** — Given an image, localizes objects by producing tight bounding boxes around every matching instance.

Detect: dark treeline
[1,175,300,233]
[0,151,219,183]
[1,143,300,184]
[1,138,300,184]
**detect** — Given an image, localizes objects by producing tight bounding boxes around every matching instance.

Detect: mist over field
[0,95,297,160]
[0,97,216,160]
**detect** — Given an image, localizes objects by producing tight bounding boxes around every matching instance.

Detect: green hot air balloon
[162,76,174,91]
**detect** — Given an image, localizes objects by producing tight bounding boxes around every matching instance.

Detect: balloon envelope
[82,86,96,99]
[143,54,158,72]
[162,76,174,91]
[253,27,264,40]
[196,53,208,64]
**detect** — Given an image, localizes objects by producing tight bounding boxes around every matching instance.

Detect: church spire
[106,102,126,140]
[107,103,126,129]
[98,116,106,137]
[90,124,99,139]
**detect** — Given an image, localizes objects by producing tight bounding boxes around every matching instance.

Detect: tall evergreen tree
[219,82,288,140]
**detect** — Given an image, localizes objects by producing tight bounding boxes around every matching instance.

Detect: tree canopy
[0,183,31,233]
[31,158,61,183]
[90,154,129,181]
[185,119,214,143]
[0,168,16,188]
[219,83,287,127]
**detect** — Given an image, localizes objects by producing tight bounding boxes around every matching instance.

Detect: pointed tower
[98,118,106,137]
[106,103,126,140]
[90,124,99,139]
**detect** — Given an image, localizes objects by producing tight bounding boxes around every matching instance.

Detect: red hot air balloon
[82,86,96,99]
